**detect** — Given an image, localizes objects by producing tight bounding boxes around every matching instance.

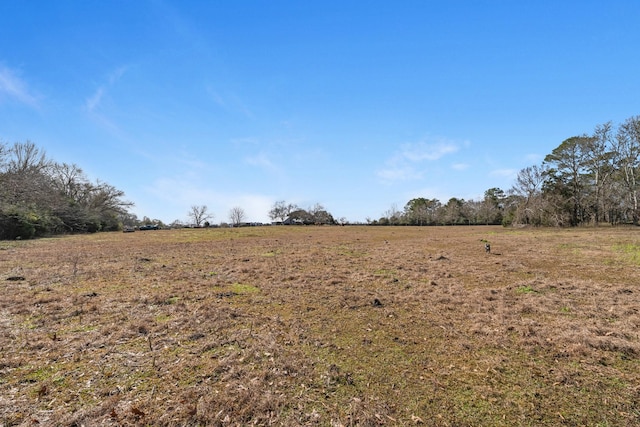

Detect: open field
[1,225,640,426]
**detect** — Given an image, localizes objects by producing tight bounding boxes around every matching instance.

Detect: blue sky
[1,1,639,224]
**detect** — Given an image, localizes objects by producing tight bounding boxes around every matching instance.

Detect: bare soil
[1,226,639,426]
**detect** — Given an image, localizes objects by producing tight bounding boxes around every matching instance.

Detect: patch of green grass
[516,285,538,294]
[333,244,366,257]
[165,296,180,304]
[21,315,43,330]
[230,283,260,294]
[613,243,640,265]
[69,324,97,333]
[558,242,581,255]
[453,388,505,425]
[260,250,281,257]
[155,314,171,323]
[373,268,396,276]
[22,365,57,383]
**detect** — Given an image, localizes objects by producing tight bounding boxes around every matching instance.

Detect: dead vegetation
[1,226,640,426]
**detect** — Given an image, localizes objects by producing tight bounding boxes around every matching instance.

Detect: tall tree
[403,197,441,225]
[6,140,49,174]
[1,141,52,206]
[582,123,616,224]
[188,205,213,227]
[228,206,246,226]
[443,198,466,225]
[511,165,547,225]
[479,188,506,224]
[613,116,640,224]
[50,162,87,201]
[544,136,591,225]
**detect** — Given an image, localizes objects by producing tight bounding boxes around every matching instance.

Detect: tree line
[0,141,132,239]
[372,187,508,226]
[512,116,640,226]
[376,116,640,227]
[174,202,339,229]
[3,116,639,239]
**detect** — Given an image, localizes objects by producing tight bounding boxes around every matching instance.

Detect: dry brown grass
[1,225,640,426]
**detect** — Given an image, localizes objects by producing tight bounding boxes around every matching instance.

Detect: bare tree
[87,180,133,214]
[1,141,52,205]
[188,205,213,227]
[383,203,402,225]
[228,206,246,226]
[510,165,547,225]
[0,141,8,170]
[613,116,640,224]
[7,140,50,174]
[268,200,298,223]
[50,162,87,201]
[582,122,616,224]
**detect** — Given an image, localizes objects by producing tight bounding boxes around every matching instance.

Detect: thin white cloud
[108,66,128,84]
[206,85,253,118]
[245,152,279,174]
[377,137,462,182]
[451,163,470,171]
[377,166,422,182]
[82,66,131,140]
[0,65,39,108]
[85,87,105,112]
[208,89,226,108]
[400,141,459,162]
[84,65,127,113]
[231,136,260,146]
[525,153,543,163]
[490,168,517,178]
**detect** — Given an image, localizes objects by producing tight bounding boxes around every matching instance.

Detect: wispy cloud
[108,66,127,84]
[451,163,470,171]
[377,165,423,181]
[0,65,39,108]
[245,151,280,174]
[377,138,462,182]
[82,65,131,140]
[400,141,459,162]
[490,168,517,178]
[525,153,543,163]
[231,136,260,146]
[84,66,128,113]
[85,87,105,112]
[206,86,253,118]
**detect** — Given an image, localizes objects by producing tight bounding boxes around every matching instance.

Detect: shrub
[0,208,36,239]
